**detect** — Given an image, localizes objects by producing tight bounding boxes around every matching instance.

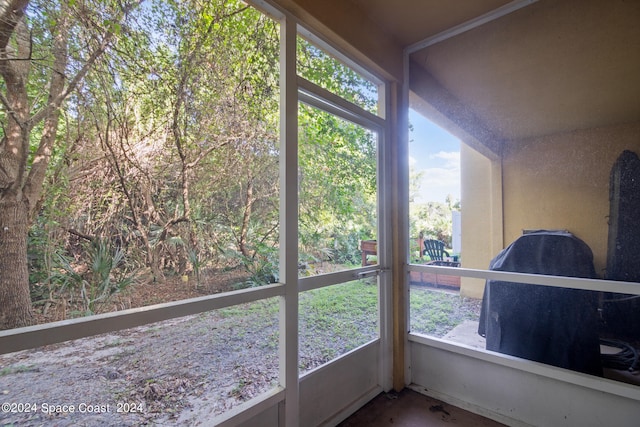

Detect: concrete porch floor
[338,388,506,427]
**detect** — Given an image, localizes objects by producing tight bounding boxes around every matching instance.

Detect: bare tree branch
[28,1,143,127]
[23,1,143,213]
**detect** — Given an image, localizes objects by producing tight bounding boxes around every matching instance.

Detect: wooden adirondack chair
[423,239,449,261]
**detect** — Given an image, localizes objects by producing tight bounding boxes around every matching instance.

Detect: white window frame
[0,1,393,425]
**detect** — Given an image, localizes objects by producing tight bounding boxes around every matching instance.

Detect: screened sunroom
[1,0,639,426]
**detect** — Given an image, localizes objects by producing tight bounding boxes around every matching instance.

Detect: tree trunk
[239,178,254,257]
[0,197,33,329]
[0,1,132,329]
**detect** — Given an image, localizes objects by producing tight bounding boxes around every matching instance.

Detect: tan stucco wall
[502,122,640,277]
[460,144,503,298]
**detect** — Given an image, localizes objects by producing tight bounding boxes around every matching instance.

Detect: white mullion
[0,283,283,356]
[297,76,384,131]
[278,15,299,427]
[400,50,412,389]
[377,80,394,391]
[298,266,380,293]
[409,264,640,295]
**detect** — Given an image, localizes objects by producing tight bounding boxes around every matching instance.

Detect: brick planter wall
[409,271,461,289]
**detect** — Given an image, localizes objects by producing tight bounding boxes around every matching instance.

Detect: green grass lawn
[299,279,378,371]
[216,280,482,371]
[410,286,482,337]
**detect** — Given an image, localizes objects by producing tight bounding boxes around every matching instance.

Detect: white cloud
[431,151,460,167]
[415,151,460,203]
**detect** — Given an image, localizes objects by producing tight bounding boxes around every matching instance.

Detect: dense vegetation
[0,0,453,328]
[0,0,383,327]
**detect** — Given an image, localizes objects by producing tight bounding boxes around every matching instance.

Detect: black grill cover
[478,230,602,376]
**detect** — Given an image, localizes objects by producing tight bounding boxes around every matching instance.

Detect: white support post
[398,54,411,390]
[376,80,393,392]
[278,16,299,427]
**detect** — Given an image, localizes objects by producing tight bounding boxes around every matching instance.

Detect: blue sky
[408,109,461,204]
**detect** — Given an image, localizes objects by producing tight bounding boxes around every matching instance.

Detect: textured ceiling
[348,0,640,142]
[348,0,512,47]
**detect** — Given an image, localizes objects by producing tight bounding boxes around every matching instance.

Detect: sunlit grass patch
[410,287,481,337]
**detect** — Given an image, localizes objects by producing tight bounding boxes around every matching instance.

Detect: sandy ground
[0,274,379,426]
[0,309,280,426]
[1,274,478,425]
